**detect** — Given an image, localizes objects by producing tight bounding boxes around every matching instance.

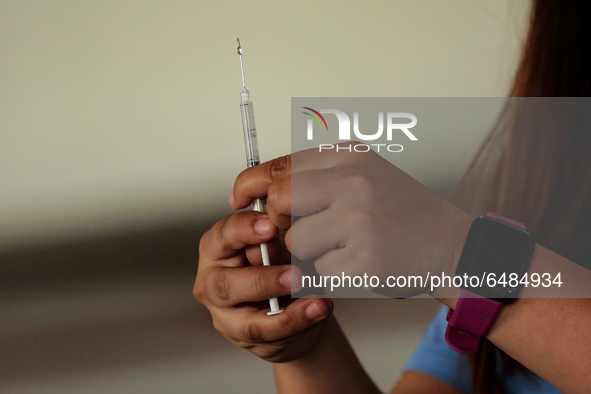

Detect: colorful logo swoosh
[302,107,329,131]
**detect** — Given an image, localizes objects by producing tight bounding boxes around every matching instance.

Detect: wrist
[274,316,380,394]
[274,313,337,369]
[448,212,474,279]
[442,213,535,354]
[430,209,472,304]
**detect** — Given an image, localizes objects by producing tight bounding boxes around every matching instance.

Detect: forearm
[274,315,381,394]
[437,244,591,393]
[488,245,591,393]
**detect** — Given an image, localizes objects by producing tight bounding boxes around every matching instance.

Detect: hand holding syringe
[236,38,284,315]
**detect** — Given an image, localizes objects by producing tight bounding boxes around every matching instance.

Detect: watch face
[455,216,536,304]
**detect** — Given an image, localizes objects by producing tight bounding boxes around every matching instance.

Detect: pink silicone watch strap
[444,212,526,354]
[445,290,503,354]
[486,211,526,230]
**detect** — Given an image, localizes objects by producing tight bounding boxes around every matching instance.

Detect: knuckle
[353,247,376,270]
[213,219,228,248]
[348,209,372,232]
[212,318,223,334]
[202,218,228,254]
[278,312,300,335]
[258,347,284,363]
[212,269,231,302]
[267,180,286,209]
[343,171,371,192]
[290,241,307,262]
[267,179,280,199]
[335,170,373,202]
[198,230,211,256]
[193,280,205,301]
[269,155,290,180]
[253,270,269,297]
[243,320,266,344]
[289,223,310,261]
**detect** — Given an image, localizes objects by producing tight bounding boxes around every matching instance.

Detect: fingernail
[254,217,271,235]
[305,302,327,320]
[279,269,294,289]
[228,191,235,207]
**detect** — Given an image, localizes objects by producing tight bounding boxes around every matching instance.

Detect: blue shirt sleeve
[402,306,563,394]
[403,306,472,393]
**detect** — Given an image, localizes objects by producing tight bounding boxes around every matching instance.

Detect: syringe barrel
[240,89,260,168]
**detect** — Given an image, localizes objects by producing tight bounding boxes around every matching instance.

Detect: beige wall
[0,0,529,249]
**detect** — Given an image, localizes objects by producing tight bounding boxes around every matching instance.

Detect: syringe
[236,38,284,316]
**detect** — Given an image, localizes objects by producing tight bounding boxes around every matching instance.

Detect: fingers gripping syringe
[236,38,284,316]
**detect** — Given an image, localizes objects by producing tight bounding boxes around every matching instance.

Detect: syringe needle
[236,38,246,89]
[236,38,284,316]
